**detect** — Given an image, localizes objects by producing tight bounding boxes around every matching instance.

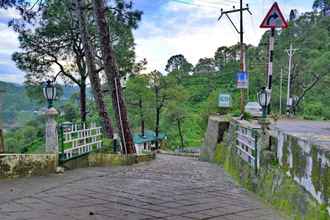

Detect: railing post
[253,129,258,175]
[60,125,64,164]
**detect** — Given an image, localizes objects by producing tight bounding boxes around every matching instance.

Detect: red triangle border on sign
[260,2,288,29]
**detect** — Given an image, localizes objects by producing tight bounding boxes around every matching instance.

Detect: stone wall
[0,154,57,178]
[275,130,330,214]
[204,117,330,219]
[88,152,155,167]
[200,115,229,161]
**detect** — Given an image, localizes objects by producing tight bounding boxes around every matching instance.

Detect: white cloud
[0,23,19,55]
[0,0,314,83]
[0,7,20,20]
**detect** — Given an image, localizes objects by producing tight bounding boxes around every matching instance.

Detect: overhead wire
[195,0,240,6]
[168,0,231,9]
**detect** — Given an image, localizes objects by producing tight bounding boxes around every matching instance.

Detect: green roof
[133,130,166,144]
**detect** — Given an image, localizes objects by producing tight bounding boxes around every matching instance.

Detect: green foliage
[62,103,79,122]
[312,145,322,192]
[242,112,252,121]
[4,115,45,153]
[214,143,227,165]
[165,54,192,73]
[125,74,154,130]
[96,138,113,153]
[291,138,307,178]
[282,136,290,172]
[4,5,329,154]
[193,57,216,75]
[0,81,42,128]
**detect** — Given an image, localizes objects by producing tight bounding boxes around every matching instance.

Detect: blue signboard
[236,71,249,89]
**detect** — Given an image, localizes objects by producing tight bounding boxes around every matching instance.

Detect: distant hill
[0,81,82,129]
[0,81,40,129]
[0,81,39,112]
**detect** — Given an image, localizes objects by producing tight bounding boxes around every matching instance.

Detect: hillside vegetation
[2,4,330,152]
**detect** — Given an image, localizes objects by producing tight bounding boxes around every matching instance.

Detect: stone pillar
[45,107,59,153]
[200,115,230,161]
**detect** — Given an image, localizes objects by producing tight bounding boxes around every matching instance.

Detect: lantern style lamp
[43,80,56,108]
[257,87,271,118]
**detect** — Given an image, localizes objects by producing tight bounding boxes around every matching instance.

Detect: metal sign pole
[267,28,275,113]
[260,2,288,114]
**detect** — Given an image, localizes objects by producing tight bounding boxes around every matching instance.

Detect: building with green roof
[133,130,167,154]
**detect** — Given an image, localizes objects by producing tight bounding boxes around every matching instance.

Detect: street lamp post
[257,87,271,118]
[43,80,57,109]
[44,80,59,153]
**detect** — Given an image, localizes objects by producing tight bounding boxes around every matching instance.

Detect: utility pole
[286,43,298,114]
[218,0,252,115]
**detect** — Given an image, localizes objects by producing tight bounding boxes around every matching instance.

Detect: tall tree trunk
[0,129,4,153]
[92,0,135,154]
[177,119,184,150]
[155,107,160,150]
[154,86,160,150]
[74,0,113,138]
[79,81,87,122]
[139,98,144,137]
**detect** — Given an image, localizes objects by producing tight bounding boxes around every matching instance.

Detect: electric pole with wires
[218,0,252,116]
[286,43,298,115]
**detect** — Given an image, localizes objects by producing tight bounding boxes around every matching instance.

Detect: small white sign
[219,94,231,108]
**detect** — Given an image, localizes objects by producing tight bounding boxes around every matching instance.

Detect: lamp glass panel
[46,87,53,100]
[52,87,56,100]
[43,87,47,99]
[266,90,271,105]
[259,92,267,107]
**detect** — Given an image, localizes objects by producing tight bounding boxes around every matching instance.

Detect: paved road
[272,119,330,136]
[0,155,284,220]
[272,119,330,147]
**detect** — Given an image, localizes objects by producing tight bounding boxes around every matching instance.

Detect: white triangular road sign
[260,2,288,29]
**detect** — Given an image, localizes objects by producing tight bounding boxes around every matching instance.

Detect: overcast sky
[0,0,313,84]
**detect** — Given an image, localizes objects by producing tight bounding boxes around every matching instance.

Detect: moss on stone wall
[214,143,256,191]
[0,158,11,175]
[282,136,290,172]
[291,138,307,178]
[214,143,226,165]
[88,153,155,167]
[311,145,330,205]
[312,145,322,193]
[321,165,330,203]
[258,167,329,220]
[214,139,330,220]
[0,154,57,178]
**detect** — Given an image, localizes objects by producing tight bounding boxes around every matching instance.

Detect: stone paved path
[0,155,284,220]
